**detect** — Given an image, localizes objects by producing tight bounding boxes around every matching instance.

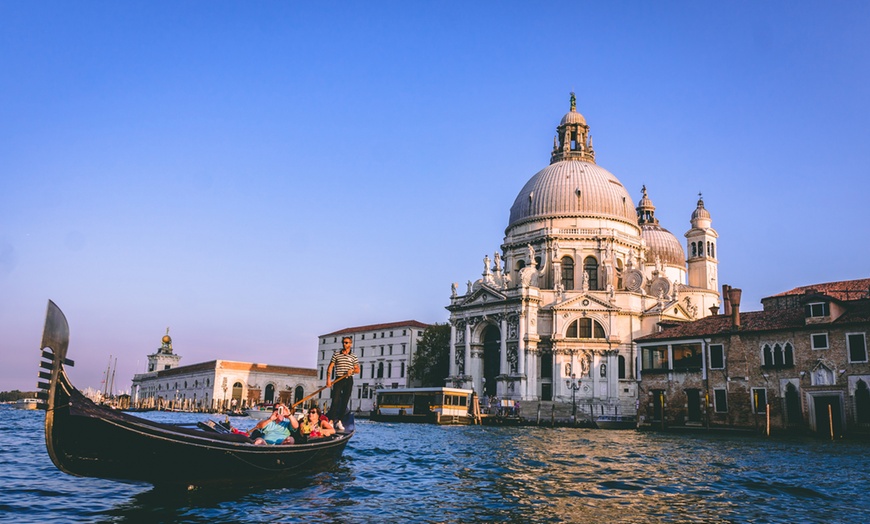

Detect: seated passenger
[252,404,299,445]
[297,407,335,442]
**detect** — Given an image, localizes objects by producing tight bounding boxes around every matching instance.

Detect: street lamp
[565,373,581,425]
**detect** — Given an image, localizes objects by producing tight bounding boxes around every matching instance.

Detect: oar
[290,371,352,411]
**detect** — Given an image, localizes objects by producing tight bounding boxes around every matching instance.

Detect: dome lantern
[550,92,595,164]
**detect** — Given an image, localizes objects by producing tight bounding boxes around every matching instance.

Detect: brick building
[635,278,870,437]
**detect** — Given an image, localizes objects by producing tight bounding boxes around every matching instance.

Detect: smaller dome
[642,224,686,266]
[560,110,587,126]
[691,196,711,221]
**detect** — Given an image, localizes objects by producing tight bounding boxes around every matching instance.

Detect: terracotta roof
[637,299,870,342]
[767,278,870,301]
[321,320,431,337]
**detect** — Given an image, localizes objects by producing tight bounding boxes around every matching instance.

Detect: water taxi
[371,387,474,425]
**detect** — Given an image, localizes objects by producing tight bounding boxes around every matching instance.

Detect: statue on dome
[570,91,576,112]
[493,252,501,273]
[552,241,560,261]
[451,282,458,298]
[527,244,536,266]
[483,254,491,276]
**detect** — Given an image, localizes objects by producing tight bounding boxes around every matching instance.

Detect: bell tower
[685,194,719,291]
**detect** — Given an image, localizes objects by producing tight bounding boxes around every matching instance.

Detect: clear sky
[2,2,869,393]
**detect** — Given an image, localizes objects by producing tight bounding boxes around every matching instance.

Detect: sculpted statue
[451,282,458,297]
[493,252,501,273]
[483,255,491,276]
[527,244,535,265]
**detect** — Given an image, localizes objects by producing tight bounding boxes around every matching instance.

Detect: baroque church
[446,95,720,417]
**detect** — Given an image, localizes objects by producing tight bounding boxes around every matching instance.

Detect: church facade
[446,96,720,418]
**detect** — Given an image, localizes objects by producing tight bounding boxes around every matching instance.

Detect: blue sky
[2,2,868,393]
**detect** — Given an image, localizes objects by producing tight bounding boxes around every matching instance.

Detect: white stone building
[317,321,430,413]
[446,95,721,417]
[130,332,318,411]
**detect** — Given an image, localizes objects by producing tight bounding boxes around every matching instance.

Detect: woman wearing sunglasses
[298,407,335,443]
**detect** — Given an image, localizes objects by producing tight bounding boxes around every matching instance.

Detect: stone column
[500,317,508,375]
[518,314,526,375]
[449,323,457,377]
[464,322,472,377]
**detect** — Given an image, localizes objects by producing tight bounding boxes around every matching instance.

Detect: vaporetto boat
[372,387,475,425]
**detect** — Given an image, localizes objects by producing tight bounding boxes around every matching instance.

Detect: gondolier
[326,336,360,431]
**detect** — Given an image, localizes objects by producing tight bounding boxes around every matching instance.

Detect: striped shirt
[330,351,358,378]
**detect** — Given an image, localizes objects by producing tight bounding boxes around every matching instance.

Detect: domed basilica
[446,95,720,416]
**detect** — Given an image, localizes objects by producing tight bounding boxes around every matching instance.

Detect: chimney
[722,284,732,316]
[728,287,742,328]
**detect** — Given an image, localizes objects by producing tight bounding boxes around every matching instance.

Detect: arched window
[618,355,626,379]
[294,386,304,406]
[784,343,794,367]
[561,256,574,290]
[710,243,715,258]
[691,242,697,257]
[565,318,606,339]
[377,362,384,379]
[762,344,774,367]
[583,256,599,290]
[616,259,624,290]
[773,344,785,366]
[698,243,704,256]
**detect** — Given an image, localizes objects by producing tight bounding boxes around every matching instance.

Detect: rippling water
[1,406,867,523]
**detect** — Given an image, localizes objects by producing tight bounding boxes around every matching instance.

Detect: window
[377,362,384,379]
[616,259,624,290]
[402,330,406,336]
[847,333,868,363]
[400,362,405,378]
[617,355,626,379]
[360,347,364,357]
[380,346,384,356]
[811,333,828,350]
[583,256,599,290]
[806,302,829,318]
[714,389,728,413]
[362,334,365,340]
[709,344,725,369]
[387,362,392,378]
[752,388,767,414]
[389,345,393,355]
[641,345,668,371]
[762,343,794,369]
[561,256,574,290]
[566,318,605,339]
[672,343,702,370]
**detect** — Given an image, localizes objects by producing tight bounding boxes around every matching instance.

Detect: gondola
[37,300,354,489]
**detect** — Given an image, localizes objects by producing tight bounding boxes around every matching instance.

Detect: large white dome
[507,160,638,230]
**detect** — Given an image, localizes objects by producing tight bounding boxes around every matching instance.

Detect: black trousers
[327,377,353,423]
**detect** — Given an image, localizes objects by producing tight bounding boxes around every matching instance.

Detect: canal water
[1,406,866,523]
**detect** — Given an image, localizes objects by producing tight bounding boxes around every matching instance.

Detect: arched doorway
[232,381,243,405]
[295,386,304,407]
[482,325,501,397]
[264,383,276,403]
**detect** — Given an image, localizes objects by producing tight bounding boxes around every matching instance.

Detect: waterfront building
[635,278,870,437]
[317,320,430,413]
[446,95,720,419]
[130,332,317,411]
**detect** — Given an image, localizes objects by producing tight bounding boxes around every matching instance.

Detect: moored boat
[38,300,354,489]
[371,387,474,425]
[13,398,43,410]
